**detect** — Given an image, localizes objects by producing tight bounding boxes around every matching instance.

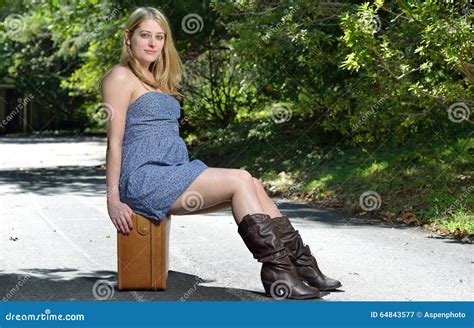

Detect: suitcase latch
[136,215,150,236]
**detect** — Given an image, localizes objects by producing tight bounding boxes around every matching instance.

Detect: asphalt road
[0,136,472,301]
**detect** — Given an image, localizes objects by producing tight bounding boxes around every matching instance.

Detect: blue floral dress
[119,91,208,221]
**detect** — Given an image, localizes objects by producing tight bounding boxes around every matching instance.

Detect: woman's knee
[194,167,254,195]
[224,169,255,194]
[198,168,253,195]
[252,177,265,191]
[235,169,254,186]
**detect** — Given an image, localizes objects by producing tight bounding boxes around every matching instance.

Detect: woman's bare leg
[182,179,283,217]
[251,177,283,218]
[186,201,231,215]
[166,167,264,224]
[167,172,284,219]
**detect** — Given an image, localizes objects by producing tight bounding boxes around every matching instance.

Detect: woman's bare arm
[101,66,135,234]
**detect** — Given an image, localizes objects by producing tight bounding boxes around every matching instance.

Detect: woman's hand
[107,199,134,235]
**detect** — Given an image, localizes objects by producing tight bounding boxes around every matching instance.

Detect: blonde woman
[101,6,341,300]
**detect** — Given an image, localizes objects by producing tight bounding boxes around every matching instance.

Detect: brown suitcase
[117,213,171,290]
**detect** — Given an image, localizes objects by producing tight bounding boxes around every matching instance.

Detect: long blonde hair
[119,7,183,98]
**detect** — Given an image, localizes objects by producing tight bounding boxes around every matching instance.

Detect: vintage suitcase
[117,213,171,290]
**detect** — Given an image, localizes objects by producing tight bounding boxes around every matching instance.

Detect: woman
[101,6,341,300]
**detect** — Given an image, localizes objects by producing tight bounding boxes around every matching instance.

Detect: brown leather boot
[238,213,328,300]
[272,215,342,291]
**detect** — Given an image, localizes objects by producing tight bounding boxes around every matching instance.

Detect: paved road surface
[0,136,472,301]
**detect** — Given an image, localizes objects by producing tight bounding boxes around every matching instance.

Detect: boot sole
[308,281,342,291]
[286,291,329,300]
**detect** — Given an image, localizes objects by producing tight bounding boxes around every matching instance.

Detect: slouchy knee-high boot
[272,215,342,291]
[238,213,328,300]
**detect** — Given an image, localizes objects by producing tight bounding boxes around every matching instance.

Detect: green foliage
[0,0,130,130]
[2,1,471,136]
[194,118,474,236]
[0,0,217,129]
[211,0,473,145]
[182,44,260,132]
[0,0,471,235]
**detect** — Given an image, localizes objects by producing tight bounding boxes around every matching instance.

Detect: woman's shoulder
[103,64,134,84]
[101,64,137,95]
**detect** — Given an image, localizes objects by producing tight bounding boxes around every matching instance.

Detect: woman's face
[126,18,165,68]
